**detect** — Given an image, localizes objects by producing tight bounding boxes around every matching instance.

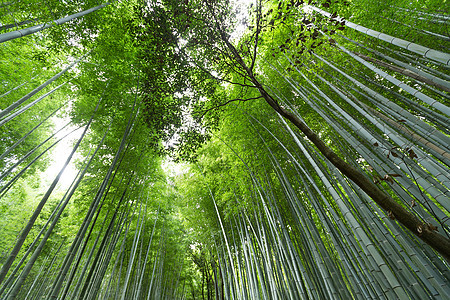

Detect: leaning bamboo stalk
[328,161,450,297]
[1,100,100,292]
[334,42,450,116]
[47,122,112,298]
[392,6,450,21]
[366,103,449,161]
[0,115,91,286]
[339,34,450,91]
[0,3,111,43]
[326,77,450,195]
[25,239,66,300]
[69,170,129,299]
[284,128,422,296]
[357,74,449,131]
[136,209,159,298]
[0,126,78,200]
[236,117,356,297]
[92,201,139,300]
[383,17,450,41]
[112,201,140,299]
[99,209,130,300]
[0,102,66,162]
[51,137,133,299]
[0,82,67,127]
[0,179,76,299]
[89,169,146,299]
[50,83,139,299]
[0,18,39,31]
[385,47,450,80]
[307,100,450,233]
[274,56,448,206]
[0,73,41,99]
[0,52,88,120]
[353,51,450,93]
[312,53,450,149]
[5,145,98,299]
[303,65,450,190]
[0,122,70,184]
[292,82,450,227]
[76,210,118,300]
[63,210,108,299]
[257,106,409,297]
[120,200,144,300]
[313,27,450,117]
[262,165,339,298]
[22,254,49,299]
[307,5,450,66]
[146,225,165,300]
[253,49,450,260]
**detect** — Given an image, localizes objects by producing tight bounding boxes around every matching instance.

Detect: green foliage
[1,0,449,298]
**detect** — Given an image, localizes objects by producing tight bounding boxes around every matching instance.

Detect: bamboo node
[417,224,423,235]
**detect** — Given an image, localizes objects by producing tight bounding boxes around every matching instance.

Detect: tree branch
[195,96,263,120]
[206,0,450,260]
[250,0,262,73]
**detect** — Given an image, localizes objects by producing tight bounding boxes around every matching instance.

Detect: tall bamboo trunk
[0,3,111,43]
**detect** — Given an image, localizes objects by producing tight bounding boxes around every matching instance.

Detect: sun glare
[42,117,82,190]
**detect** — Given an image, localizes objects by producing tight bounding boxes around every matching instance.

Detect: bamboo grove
[0,0,449,299]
